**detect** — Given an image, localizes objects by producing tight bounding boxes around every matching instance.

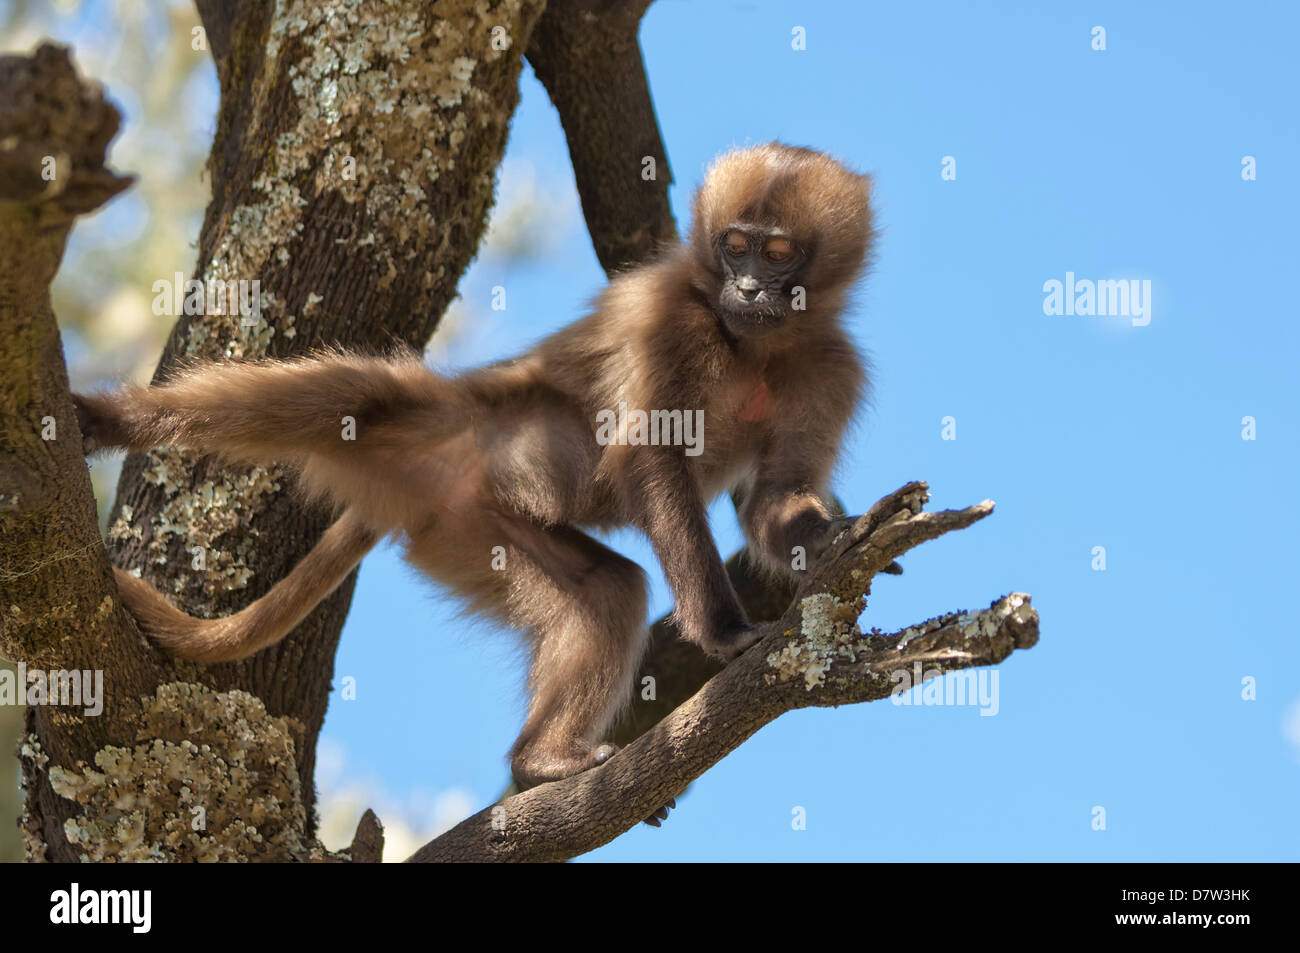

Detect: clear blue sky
[40,0,1294,859]
[324,1,1300,859]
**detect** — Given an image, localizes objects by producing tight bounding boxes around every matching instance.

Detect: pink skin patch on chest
[737,379,774,422]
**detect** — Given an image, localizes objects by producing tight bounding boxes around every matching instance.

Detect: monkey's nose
[737,276,760,293]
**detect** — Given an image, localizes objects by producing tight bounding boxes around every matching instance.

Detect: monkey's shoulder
[540,273,719,376]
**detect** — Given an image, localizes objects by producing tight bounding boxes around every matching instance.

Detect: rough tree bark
[524,0,675,273]
[2,0,548,861]
[1,2,1038,864]
[97,0,545,846]
[0,42,141,862]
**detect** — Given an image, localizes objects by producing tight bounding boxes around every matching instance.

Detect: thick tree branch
[193,0,236,69]
[0,44,155,860]
[526,0,676,272]
[408,482,1038,862]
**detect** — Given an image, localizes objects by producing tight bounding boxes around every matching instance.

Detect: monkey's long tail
[77,350,461,464]
[115,509,381,663]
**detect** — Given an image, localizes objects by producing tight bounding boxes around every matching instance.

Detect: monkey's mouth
[716,290,789,336]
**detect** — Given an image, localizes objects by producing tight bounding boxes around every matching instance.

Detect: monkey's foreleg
[116,508,380,663]
[622,450,761,658]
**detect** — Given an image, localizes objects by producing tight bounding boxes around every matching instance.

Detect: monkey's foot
[644,797,677,828]
[698,622,764,661]
[73,392,128,455]
[510,742,619,790]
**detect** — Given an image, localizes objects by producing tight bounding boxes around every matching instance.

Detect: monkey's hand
[73,392,131,455]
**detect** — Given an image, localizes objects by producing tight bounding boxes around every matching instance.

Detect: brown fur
[77,143,874,787]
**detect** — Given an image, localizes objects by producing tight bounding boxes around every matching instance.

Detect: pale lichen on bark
[42,682,315,861]
[19,732,50,862]
[250,0,524,295]
[136,449,282,595]
[895,594,1032,652]
[766,591,866,690]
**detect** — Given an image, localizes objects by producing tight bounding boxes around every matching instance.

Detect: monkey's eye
[763,237,795,262]
[723,231,750,256]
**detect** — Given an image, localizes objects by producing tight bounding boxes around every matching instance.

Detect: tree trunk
[3,0,545,862]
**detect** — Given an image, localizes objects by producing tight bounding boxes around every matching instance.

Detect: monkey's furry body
[77,143,875,787]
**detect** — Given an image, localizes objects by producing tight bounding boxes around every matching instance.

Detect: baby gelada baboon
[77,143,875,788]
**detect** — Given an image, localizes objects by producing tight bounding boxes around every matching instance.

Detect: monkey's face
[712,227,807,337]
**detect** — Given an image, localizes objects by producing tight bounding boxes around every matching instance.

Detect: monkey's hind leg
[406,510,650,789]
